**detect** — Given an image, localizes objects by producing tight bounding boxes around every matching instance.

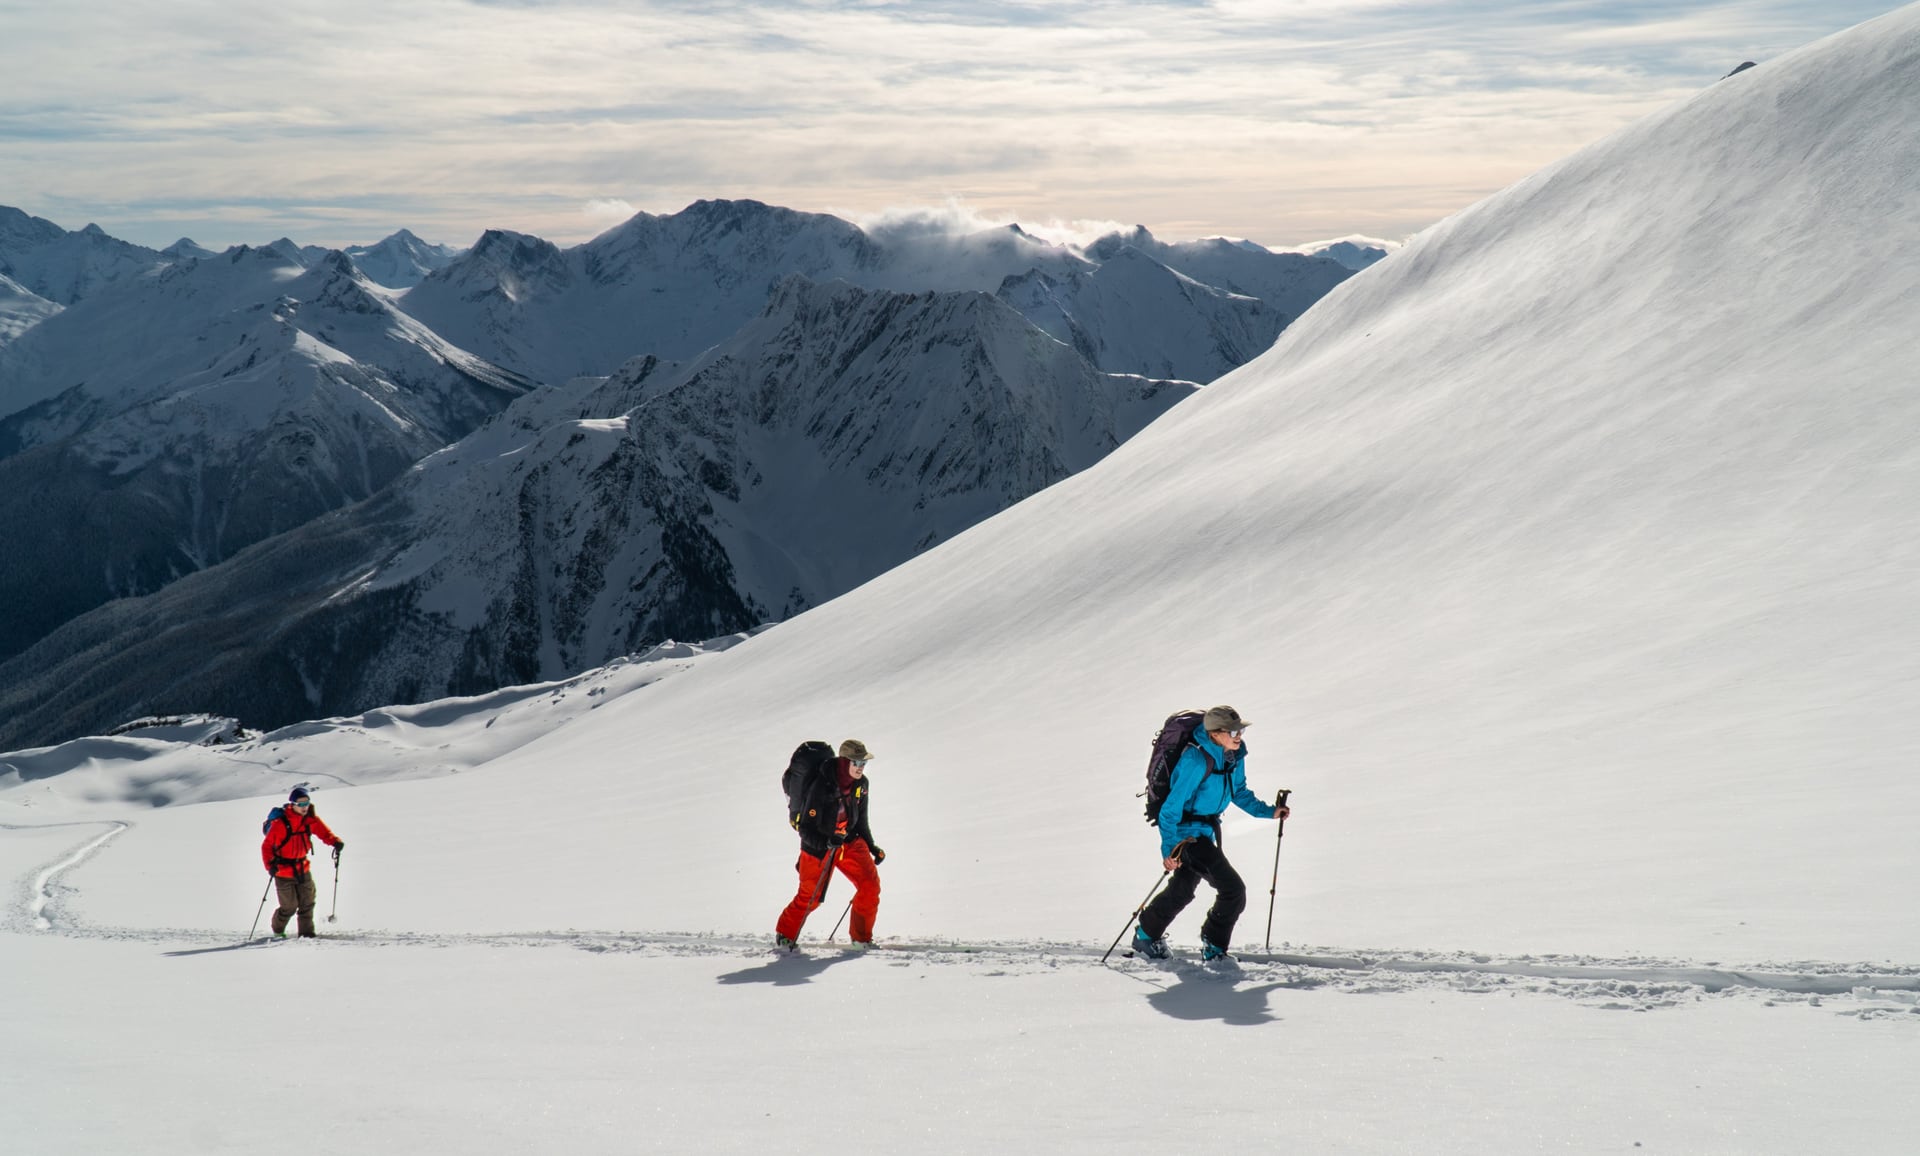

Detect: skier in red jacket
[261,785,345,938]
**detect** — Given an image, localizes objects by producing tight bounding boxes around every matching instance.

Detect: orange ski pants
[775,840,881,943]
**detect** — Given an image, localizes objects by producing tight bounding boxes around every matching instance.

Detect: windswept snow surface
[8,8,1920,1153]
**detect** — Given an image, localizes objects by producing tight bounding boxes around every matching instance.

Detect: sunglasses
[1225,729,1245,739]
[851,759,869,767]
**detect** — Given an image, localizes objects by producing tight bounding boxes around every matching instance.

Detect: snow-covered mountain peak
[343,229,464,289]
[262,237,311,267]
[0,206,165,305]
[1086,225,1156,261]
[160,237,218,261]
[1289,236,1396,271]
[0,205,67,251]
[442,229,570,291]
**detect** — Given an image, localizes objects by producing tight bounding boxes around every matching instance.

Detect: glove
[871,846,886,865]
[827,832,848,849]
[332,842,345,861]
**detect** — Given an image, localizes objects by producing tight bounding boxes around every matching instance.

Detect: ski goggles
[289,800,312,809]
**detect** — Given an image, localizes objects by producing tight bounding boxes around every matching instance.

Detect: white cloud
[583,198,638,225]
[844,196,1130,249]
[0,1,1895,249]
[846,198,1012,241]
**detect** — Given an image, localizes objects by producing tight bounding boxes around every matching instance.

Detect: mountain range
[0,207,165,306]
[398,199,1352,385]
[0,246,531,661]
[0,198,1361,742]
[0,276,1191,741]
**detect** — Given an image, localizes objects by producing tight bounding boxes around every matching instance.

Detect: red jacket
[262,808,341,877]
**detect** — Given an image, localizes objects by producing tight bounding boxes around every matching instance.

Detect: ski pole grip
[1276,788,1292,810]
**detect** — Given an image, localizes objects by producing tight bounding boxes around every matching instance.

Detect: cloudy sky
[0,0,1899,251]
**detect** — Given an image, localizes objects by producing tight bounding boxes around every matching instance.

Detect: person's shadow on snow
[716,952,862,987]
[1145,973,1288,1025]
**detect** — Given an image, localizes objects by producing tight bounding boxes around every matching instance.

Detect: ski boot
[1133,927,1172,960]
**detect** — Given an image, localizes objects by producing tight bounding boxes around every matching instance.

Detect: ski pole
[327,844,342,924]
[1101,839,1189,964]
[247,876,273,941]
[1263,789,1292,953]
[826,899,853,943]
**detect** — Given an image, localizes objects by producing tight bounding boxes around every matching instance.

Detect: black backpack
[782,740,835,824]
[1141,710,1236,825]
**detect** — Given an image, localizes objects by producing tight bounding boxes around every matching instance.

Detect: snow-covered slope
[6,12,1920,1155]
[0,206,166,305]
[0,247,529,660]
[42,0,1918,964]
[0,277,1192,743]
[0,272,61,345]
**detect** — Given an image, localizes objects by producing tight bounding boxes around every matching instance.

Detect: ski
[773,939,1001,956]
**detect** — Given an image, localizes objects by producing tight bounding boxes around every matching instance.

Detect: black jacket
[792,758,875,858]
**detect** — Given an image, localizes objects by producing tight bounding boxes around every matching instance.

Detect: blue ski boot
[1201,939,1236,966]
[1133,926,1171,960]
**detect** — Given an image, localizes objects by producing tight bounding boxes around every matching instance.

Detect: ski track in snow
[5,819,129,931]
[7,819,1918,1023]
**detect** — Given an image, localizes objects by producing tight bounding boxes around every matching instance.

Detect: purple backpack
[1141,710,1235,825]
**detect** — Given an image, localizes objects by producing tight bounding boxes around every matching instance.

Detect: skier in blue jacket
[1134,705,1290,963]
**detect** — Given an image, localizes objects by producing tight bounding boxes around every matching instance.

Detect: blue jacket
[1158,728,1276,859]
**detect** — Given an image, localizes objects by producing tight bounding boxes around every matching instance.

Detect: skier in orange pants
[776,740,884,948]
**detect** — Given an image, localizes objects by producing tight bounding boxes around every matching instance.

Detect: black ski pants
[1139,837,1246,950]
